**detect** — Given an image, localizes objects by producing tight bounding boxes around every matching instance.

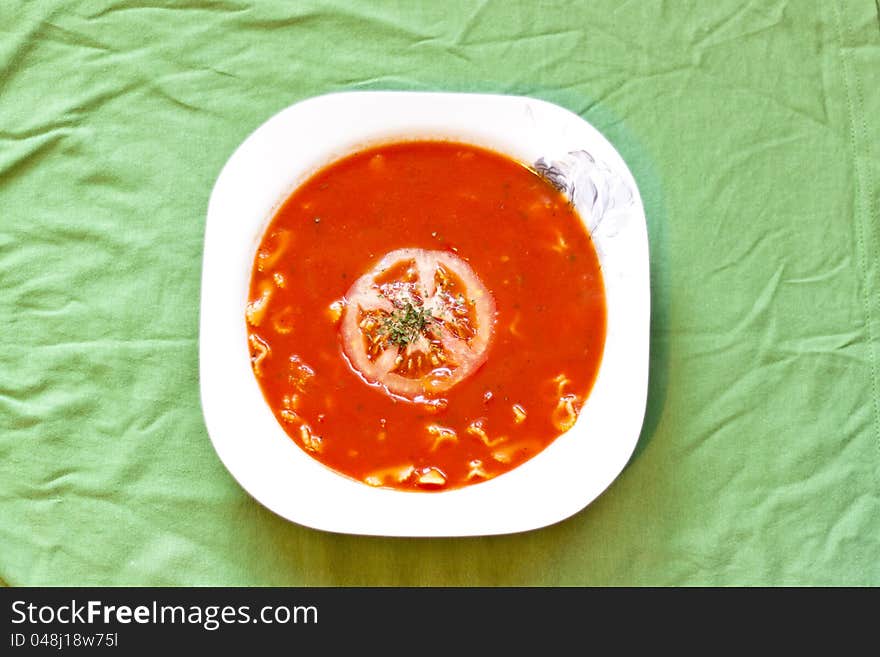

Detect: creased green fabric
[1,0,878,586]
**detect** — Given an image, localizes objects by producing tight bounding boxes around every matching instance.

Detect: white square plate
[200,91,650,536]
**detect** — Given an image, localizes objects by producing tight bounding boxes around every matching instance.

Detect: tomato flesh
[340,248,496,400]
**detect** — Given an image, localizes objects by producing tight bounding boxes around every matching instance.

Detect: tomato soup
[246,141,606,491]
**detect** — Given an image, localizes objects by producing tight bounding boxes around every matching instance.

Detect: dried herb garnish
[381,300,434,348]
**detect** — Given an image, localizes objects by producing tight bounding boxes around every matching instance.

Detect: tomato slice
[340,248,496,399]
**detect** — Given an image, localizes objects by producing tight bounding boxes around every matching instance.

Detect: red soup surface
[246,141,606,491]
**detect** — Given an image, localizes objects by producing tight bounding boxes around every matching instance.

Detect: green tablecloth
[2,0,878,586]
